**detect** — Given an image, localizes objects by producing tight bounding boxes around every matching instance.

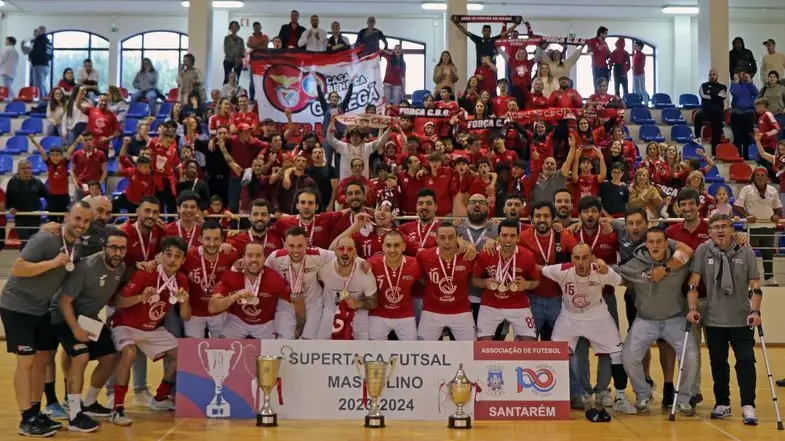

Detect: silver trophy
[354,355,397,428]
[256,355,283,427]
[197,341,243,418]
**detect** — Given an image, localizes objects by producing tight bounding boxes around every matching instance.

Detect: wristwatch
[662,265,672,274]
[751,309,761,316]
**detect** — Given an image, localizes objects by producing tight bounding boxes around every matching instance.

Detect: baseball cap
[763,39,776,46]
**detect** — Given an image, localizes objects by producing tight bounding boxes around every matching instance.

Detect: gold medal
[488,281,499,290]
[508,282,519,292]
[497,283,508,293]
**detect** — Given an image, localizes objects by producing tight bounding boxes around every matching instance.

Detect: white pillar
[697,0,729,84]
[672,16,692,100]
[446,0,468,92]
[187,0,213,90]
[210,10,229,93]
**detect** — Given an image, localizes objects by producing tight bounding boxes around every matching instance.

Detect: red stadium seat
[119,87,129,100]
[17,87,40,102]
[729,163,752,182]
[0,87,8,102]
[166,88,179,102]
[715,143,743,162]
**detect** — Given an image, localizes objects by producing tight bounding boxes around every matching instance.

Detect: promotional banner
[250,45,383,126]
[175,339,569,421]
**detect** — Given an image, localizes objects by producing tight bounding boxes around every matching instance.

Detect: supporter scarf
[465,108,625,129]
[496,36,588,47]
[451,15,522,23]
[331,299,355,340]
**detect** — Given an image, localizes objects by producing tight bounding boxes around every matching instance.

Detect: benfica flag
[250,44,383,125]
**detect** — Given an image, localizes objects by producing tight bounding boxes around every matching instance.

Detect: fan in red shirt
[116,154,155,212]
[665,190,709,298]
[230,95,258,133]
[587,26,610,75]
[490,136,520,168]
[474,56,498,95]
[209,98,234,135]
[423,152,455,216]
[70,133,107,196]
[180,221,238,337]
[632,41,646,77]
[164,191,203,249]
[268,189,342,249]
[335,159,375,207]
[416,223,475,341]
[491,80,516,116]
[29,134,74,217]
[78,91,121,153]
[546,76,583,109]
[472,219,540,340]
[608,38,631,95]
[525,78,549,109]
[110,236,191,416]
[209,242,288,339]
[568,146,607,206]
[755,100,781,152]
[586,77,623,110]
[227,198,282,256]
[466,159,496,212]
[148,122,180,211]
[640,142,671,185]
[368,230,423,340]
[398,188,440,252]
[227,124,264,178]
[397,156,425,215]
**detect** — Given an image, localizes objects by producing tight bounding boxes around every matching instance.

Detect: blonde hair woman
[628,167,663,219]
[535,63,560,98]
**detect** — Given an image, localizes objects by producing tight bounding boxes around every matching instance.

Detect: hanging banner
[250,45,383,125]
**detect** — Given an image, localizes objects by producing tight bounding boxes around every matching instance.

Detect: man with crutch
[686,213,773,425]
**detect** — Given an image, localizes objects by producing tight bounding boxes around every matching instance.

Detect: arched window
[270,34,426,97]
[497,35,656,98]
[47,30,110,93]
[121,31,189,93]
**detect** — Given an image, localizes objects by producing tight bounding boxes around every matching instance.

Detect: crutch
[669,320,692,421]
[756,324,784,430]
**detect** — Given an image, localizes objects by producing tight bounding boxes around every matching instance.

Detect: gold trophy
[354,355,397,428]
[255,355,283,427]
[447,363,476,429]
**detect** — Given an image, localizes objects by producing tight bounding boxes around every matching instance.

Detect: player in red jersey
[269,189,342,249]
[109,236,191,425]
[181,221,238,338]
[472,219,540,341]
[417,222,475,341]
[330,201,394,259]
[398,188,440,252]
[368,230,423,340]
[164,191,202,249]
[119,196,165,277]
[329,180,374,242]
[210,243,288,339]
[227,199,282,256]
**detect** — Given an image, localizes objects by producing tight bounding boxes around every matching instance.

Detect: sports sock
[67,394,81,421]
[84,387,101,407]
[21,407,36,423]
[113,385,128,410]
[154,380,174,402]
[611,364,628,391]
[44,381,58,405]
[31,401,41,415]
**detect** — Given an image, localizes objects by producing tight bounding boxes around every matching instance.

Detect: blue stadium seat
[0,155,13,174]
[681,142,701,159]
[630,107,654,125]
[40,136,63,152]
[127,102,150,119]
[112,137,123,154]
[107,158,118,174]
[704,166,725,183]
[15,117,44,136]
[651,93,675,109]
[679,93,701,109]
[123,118,139,136]
[623,93,644,108]
[149,119,161,136]
[157,102,173,120]
[411,89,431,106]
[661,107,685,125]
[0,101,27,117]
[0,117,10,135]
[746,144,758,161]
[27,155,45,175]
[638,124,664,142]
[708,182,733,198]
[113,178,129,197]
[4,136,28,154]
[670,124,693,143]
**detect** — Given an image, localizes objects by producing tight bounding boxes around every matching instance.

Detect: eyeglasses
[336,246,356,252]
[468,200,488,205]
[710,224,731,231]
[106,245,128,252]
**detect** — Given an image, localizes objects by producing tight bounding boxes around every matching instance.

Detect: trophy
[255,355,283,427]
[447,364,478,429]
[354,355,397,428]
[197,341,243,418]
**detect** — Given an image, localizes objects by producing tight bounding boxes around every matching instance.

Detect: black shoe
[776,378,785,387]
[82,402,112,418]
[35,414,63,431]
[661,383,675,408]
[68,412,100,433]
[645,376,654,388]
[689,393,704,408]
[18,416,56,438]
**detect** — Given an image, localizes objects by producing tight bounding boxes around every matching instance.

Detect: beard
[467,211,487,224]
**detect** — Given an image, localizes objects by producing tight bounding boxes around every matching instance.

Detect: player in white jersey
[542,243,637,415]
[317,234,378,340]
[265,226,334,339]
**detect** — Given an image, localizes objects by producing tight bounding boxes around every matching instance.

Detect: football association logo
[486,365,504,396]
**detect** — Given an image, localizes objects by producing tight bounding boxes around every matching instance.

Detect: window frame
[119,30,189,92]
[43,30,110,94]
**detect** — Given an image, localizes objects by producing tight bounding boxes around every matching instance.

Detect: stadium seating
[40,136,63,152]
[123,118,139,136]
[670,124,693,143]
[638,124,664,142]
[119,87,129,100]
[149,119,161,135]
[630,108,654,125]
[166,88,179,102]
[15,118,44,136]
[729,162,753,182]
[0,155,13,174]
[681,142,701,159]
[704,166,725,183]
[27,155,46,175]
[708,182,734,199]
[127,102,151,119]
[411,89,431,107]
[0,101,27,117]
[107,158,118,174]
[623,93,644,108]
[679,93,700,109]
[715,143,743,162]
[661,107,685,125]
[17,87,40,102]
[3,136,27,154]
[0,117,10,135]
[157,102,173,119]
[651,93,675,109]
[113,177,129,197]
[0,87,9,102]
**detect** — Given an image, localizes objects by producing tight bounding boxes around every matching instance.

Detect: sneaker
[596,390,613,408]
[133,389,153,407]
[635,396,652,413]
[110,408,132,426]
[149,397,175,411]
[689,393,704,408]
[677,402,696,416]
[18,416,57,438]
[106,394,114,410]
[61,400,69,414]
[82,402,112,418]
[36,413,63,431]
[67,412,100,433]
[645,376,655,391]
[613,391,637,415]
[571,395,587,410]
[661,383,675,408]
[776,378,785,387]
[742,405,758,425]
[43,403,68,420]
[711,405,732,419]
[764,278,779,287]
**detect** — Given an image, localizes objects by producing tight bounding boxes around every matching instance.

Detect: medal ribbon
[416,220,437,248]
[436,247,456,285]
[199,246,219,292]
[135,222,153,261]
[580,229,601,252]
[289,258,306,295]
[383,256,406,292]
[299,216,316,247]
[61,226,75,266]
[535,230,554,264]
[177,221,196,249]
[156,265,179,297]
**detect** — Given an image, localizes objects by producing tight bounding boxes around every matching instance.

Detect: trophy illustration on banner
[197,341,244,418]
[255,355,284,427]
[445,363,481,429]
[354,354,397,428]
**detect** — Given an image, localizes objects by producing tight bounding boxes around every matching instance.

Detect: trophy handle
[353,354,363,379]
[386,356,398,385]
[229,341,244,371]
[197,341,209,374]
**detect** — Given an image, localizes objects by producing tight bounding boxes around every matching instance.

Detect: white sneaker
[106,394,114,410]
[110,408,133,426]
[596,390,613,408]
[711,405,732,419]
[149,397,175,411]
[764,278,779,287]
[635,396,652,413]
[133,389,153,407]
[613,391,637,415]
[742,405,758,425]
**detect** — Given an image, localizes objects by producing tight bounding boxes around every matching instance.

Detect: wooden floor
[1,347,785,441]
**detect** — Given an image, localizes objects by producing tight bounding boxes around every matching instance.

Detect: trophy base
[365,415,385,428]
[256,413,278,427]
[206,402,231,419]
[448,415,472,429]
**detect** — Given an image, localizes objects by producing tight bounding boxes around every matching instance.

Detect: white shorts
[417,311,475,341]
[274,298,323,339]
[552,311,622,355]
[316,304,370,340]
[183,313,226,338]
[220,314,276,339]
[111,326,177,361]
[476,306,536,339]
[369,316,417,341]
